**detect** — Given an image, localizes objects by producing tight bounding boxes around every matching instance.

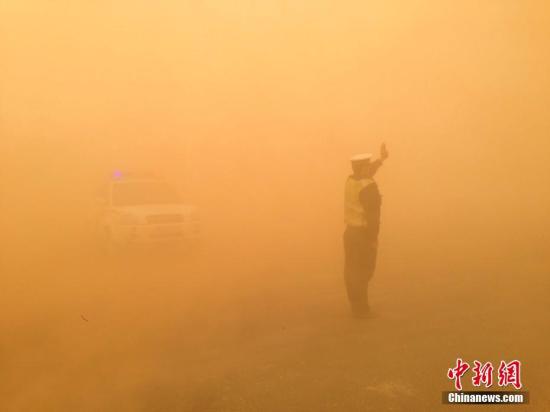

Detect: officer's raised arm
[366,143,389,178]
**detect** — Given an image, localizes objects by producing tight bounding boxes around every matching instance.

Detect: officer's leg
[365,243,378,281]
[355,234,370,312]
[344,230,359,302]
[344,229,368,314]
[363,243,378,309]
[343,229,356,303]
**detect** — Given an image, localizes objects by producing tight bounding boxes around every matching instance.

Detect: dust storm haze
[1,1,549,411]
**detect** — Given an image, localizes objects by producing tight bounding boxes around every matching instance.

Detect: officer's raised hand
[380,143,389,162]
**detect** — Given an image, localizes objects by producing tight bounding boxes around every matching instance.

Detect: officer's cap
[350,153,373,163]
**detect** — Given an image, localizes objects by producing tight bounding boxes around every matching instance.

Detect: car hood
[113,204,198,218]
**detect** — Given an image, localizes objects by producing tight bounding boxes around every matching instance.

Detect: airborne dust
[1,1,549,411]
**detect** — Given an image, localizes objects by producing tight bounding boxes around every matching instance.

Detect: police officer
[344,144,388,318]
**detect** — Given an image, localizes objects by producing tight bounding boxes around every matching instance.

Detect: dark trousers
[343,226,378,312]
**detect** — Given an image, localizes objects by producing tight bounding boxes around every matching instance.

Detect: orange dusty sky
[2,1,549,262]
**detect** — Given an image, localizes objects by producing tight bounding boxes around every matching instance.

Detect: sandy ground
[1,242,549,412]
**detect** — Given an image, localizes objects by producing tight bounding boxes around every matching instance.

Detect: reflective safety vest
[344,176,374,227]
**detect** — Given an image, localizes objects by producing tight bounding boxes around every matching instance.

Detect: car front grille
[146,214,184,224]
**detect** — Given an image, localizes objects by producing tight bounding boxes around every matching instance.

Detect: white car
[95,174,199,251]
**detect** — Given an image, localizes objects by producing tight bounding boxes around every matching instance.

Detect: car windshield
[112,181,181,206]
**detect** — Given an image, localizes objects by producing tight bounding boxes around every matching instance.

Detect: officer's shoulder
[361,180,379,192]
